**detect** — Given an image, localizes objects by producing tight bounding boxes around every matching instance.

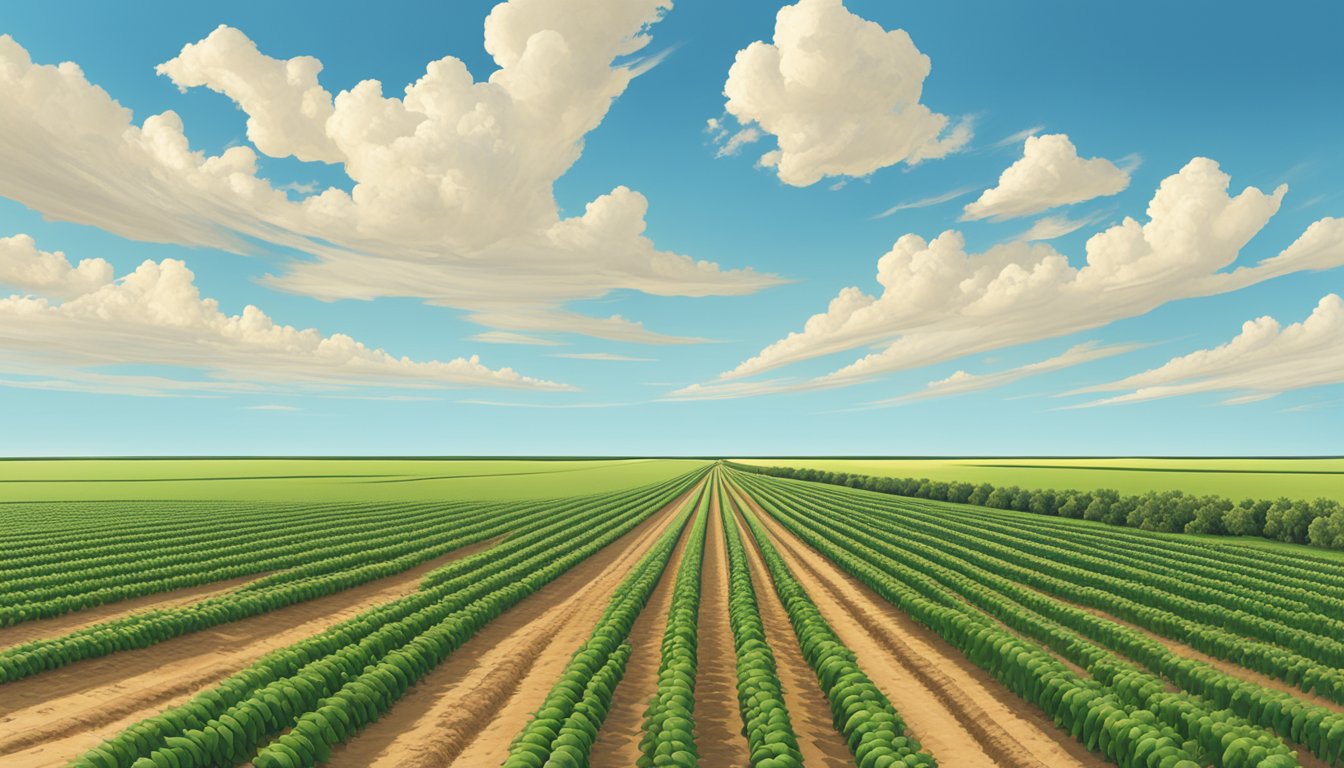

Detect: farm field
[4,460,1344,768]
[735,458,1344,502]
[0,458,703,504]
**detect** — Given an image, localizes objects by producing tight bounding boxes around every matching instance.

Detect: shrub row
[727,462,1344,551]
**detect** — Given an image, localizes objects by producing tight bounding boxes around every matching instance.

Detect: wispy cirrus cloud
[1064,294,1344,407]
[874,186,979,219]
[872,342,1140,406]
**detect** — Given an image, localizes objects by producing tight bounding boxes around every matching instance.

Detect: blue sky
[0,0,1340,455]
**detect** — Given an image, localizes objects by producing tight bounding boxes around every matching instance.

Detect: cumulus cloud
[672,158,1344,399]
[0,2,779,342]
[962,134,1130,221]
[0,234,568,396]
[872,342,1139,405]
[0,234,114,299]
[1067,294,1344,407]
[715,0,969,187]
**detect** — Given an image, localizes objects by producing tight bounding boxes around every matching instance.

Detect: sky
[0,0,1341,456]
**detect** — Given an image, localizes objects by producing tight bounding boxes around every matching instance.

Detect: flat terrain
[736,457,1344,500]
[0,457,702,503]
[3,459,1342,767]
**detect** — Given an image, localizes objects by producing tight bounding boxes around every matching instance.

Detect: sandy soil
[730,483,1107,768]
[323,482,703,768]
[0,538,500,768]
[726,493,854,768]
[0,573,266,650]
[686,487,752,768]
[587,492,700,768]
[1059,589,1344,714]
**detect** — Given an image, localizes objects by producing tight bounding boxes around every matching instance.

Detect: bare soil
[729,482,1107,768]
[726,493,854,768]
[0,538,500,768]
[0,573,265,650]
[323,483,702,768]
[686,487,752,768]
[586,492,702,768]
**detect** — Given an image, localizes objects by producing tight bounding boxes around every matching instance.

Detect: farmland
[3,460,1344,767]
[735,458,1344,502]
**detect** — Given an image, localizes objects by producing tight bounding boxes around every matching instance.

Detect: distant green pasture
[0,458,708,502]
[736,458,1344,502]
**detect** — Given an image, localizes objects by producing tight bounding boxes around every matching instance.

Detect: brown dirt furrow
[1054,590,1344,714]
[0,573,267,650]
[732,482,1109,768]
[727,497,853,768]
[0,537,502,768]
[324,482,702,768]
[688,485,751,768]
[588,491,700,768]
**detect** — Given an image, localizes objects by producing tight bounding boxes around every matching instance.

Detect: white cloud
[458,399,632,409]
[0,234,114,299]
[1067,294,1344,407]
[990,124,1045,149]
[872,342,1139,405]
[1016,212,1106,242]
[715,127,761,157]
[552,352,655,362]
[716,0,969,187]
[0,3,779,342]
[673,158,1344,399]
[470,330,564,346]
[874,186,978,219]
[962,134,1130,221]
[0,234,569,396]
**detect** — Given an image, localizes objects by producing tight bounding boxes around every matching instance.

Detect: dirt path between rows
[324,482,703,768]
[587,489,701,768]
[726,493,854,768]
[1053,591,1344,714]
[687,484,751,767]
[0,537,502,768]
[730,482,1107,768]
[0,573,266,650]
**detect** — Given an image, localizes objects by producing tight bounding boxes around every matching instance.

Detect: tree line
[725,463,1344,551]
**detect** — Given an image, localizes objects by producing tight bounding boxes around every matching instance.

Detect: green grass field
[0,458,709,502]
[736,457,1344,502]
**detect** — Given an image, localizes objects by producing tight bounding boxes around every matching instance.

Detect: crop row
[777,476,1344,717]
[7,471,691,682]
[725,482,938,768]
[502,480,706,768]
[738,474,1304,767]
[719,473,805,768]
[727,470,1207,768]
[0,501,514,625]
[637,475,712,767]
[740,472,1344,767]
[68,469,708,768]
